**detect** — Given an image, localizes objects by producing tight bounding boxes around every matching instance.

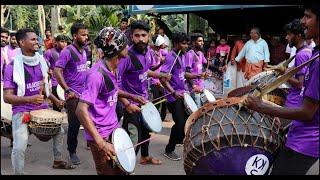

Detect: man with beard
[185,33,210,107]
[160,32,201,161]
[3,32,20,64]
[44,35,69,111]
[44,28,54,50]
[54,22,89,165]
[244,5,319,175]
[3,28,70,175]
[283,19,312,109]
[118,20,171,165]
[1,27,10,76]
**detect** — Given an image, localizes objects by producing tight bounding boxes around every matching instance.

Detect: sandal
[140,156,162,165]
[52,161,76,169]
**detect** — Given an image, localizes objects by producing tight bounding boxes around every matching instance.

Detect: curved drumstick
[240,54,319,108]
[168,50,181,74]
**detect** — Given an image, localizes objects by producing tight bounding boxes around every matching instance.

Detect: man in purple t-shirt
[150,35,168,121]
[54,22,88,165]
[160,32,201,161]
[284,19,312,108]
[185,33,210,107]
[3,28,70,175]
[76,27,145,175]
[1,27,9,79]
[245,5,319,175]
[44,34,68,111]
[118,20,171,165]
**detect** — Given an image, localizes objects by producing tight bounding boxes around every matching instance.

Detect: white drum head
[56,85,65,101]
[184,92,198,113]
[141,102,162,133]
[1,83,12,121]
[203,89,216,103]
[112,128,136,173]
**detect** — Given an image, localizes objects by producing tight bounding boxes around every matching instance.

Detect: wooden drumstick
[117,136,157,153]
[39,78,45,96]
[153,98,167,106]
[151,92,174,103]
[168,50,181,74]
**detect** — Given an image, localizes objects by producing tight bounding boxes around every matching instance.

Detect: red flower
[22,114,31,124]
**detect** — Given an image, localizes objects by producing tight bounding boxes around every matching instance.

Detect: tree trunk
[51,6,58,36]
[76,5,81,20]
[38,5,45,39]
[1,5,10,27]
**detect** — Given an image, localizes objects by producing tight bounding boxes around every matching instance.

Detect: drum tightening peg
[201,125,209,133]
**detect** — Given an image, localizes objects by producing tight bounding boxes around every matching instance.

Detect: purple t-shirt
[118,46,153,105]
[44,48,62,87]
[6,45,19,63]
[161,50,186,103]
[286,47,319,158]
[1,55,4,82]
[185,49,207,91]
[55,44,87,95]
[80,62,119,141]
[285,46,312,107]
[3,62,49,115]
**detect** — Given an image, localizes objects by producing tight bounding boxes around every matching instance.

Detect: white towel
[13,50,50,97]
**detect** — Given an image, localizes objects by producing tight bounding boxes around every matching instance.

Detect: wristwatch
[65,88,71,94]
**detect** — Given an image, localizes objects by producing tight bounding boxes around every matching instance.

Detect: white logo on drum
[245,154,269,175]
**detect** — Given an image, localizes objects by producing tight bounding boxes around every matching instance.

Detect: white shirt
[286,43,297,68]
[235,38,270,64]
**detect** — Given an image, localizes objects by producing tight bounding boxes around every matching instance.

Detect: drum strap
[98,67,115,92]
[67,45,84,62]
[51,48,60,62]
[172,52,181,69]
[128,51,143,71]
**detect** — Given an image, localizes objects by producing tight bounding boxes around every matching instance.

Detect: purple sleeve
[80,72,103,105]
[44,50,53,70]
[117,56,131,89]
[184,52,192,68]
[55,49,70,69]
[295,51,312,76]
[201,52,207,64]
[3,63,17,89]
[160,54,173,73]
[304,60,319,101]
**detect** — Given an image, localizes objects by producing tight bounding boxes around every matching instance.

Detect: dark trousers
[166,98,188,153]
[65,98,81,154]
[271,147,319,175]
[122,110,150,157]
[87,140,126,175]
[150,84,167,121]
[116,101,123,122]
[51,86,62,112]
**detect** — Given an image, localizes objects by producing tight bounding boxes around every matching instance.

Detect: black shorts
[271,147,319,175]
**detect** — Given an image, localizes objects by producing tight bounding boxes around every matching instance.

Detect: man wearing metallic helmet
[76,27,145,175]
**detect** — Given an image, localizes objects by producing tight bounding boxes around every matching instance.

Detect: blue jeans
[11,112,64,175]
